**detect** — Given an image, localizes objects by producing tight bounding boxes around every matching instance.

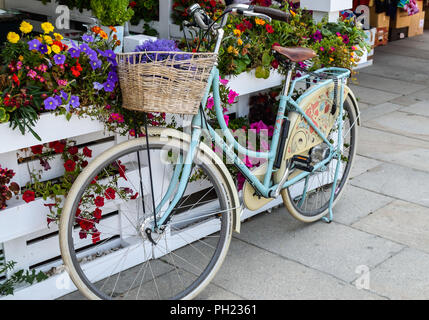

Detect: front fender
[344,85,361,126]
[148,127,242,233]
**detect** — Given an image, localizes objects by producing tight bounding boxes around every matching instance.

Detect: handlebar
[252,6,290,22]
[188,3,290,31]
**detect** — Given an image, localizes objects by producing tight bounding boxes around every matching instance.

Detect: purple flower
[93,82,104,90]
[60,90,68,101]
[28,39,41,51]
[70,95,80,108]
[54,95,63,106]
[312,30,323,43]
[90,59,102,70]
[68,47,81,58]
[87,49,98,61]
[44,97,59,110]
[100,50,115,60]
[53,54,66,65]
[79,43,91,54]
[134,39,189,62]
[103,81,115,92]
[342,34,350,44]
[107,71,118,83]
[82,34,94,43]
[38,44,48,54]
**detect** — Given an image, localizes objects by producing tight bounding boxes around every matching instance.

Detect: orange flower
[91,26,101,34]
[100,30,108,39]
[116,40,121,46]
[109,26,117,33]
[113,34,118,40]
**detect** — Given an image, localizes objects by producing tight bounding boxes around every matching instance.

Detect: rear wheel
[59,135,235,300]
[282,96,358,223]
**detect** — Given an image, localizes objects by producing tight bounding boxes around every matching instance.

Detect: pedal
[291,155,314,172]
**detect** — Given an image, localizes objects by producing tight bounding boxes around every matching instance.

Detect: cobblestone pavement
[198,31,429,300]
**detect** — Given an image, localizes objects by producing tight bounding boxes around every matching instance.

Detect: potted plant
[90,0,135,53]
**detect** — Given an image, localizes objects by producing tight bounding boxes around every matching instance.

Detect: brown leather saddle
[272,46,316,62]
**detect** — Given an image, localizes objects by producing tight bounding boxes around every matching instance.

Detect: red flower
[49,140,66,154]
[79,218,94,231]
[265,24,274,34]
[71,66,80,77]
[83,147,92,158]
[244,20,253,30]
[12,74,20,86]
[94,208,102,220]
[22,190,35,203]
[68,146,78,155]
[104,187,116,200]
[129,1,137,8]
[64,159,76,172]
[130,192,139,200]
[271,59,279,69]
[31,144,44,155]
[81,160,88,168]
[75,208,81,217]
[90,176,98,184]
[92,230,101,244]
[272,42,280,48]
[236,23,246,32]
[94,196,104,207]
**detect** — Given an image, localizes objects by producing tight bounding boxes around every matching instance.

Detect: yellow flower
[7,32,20,44]
[47,46,52,55]
[233,29,242,37]
[52,44,61,54]
[18,55,24,61]
[54,33,63,41]
[350,57,355,62]
[329,57,334,62]
[255,18,266,26]
[237,38,243,46]
[290,10,296,17]
[227,46,234,53]
[41,22,54,34]
[44,35,53,45]
[20,21,33,34]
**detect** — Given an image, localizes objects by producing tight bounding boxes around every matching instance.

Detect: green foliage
[91,0,135,26]
[0,256,47,297]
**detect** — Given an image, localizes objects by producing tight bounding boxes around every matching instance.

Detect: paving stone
[350,155,383,178]
[370,52,429,74]
[369,248,429,299]
[389,94,428,107]
[357,127,429,173]
[359,102,402,122]
[212,237,384,300]
[353,200,429,254]
[399,100,429,117]
[354,73,426,95]
[351,162,429,208]
[376,44,429,61]
[234,209,404,282]
[333,185,394,225]
[359,63,429,86]
[348,85,402,105]
[365,111,429,142]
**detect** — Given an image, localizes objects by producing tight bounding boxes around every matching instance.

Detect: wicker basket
[116,51,218,115]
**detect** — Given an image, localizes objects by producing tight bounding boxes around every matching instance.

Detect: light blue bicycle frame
[153,65,350,229]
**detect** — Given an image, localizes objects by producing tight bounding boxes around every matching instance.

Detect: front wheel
[59,134,236,300]
[282,95,358,223]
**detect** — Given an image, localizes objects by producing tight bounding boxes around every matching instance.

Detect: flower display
[0,21,121,139]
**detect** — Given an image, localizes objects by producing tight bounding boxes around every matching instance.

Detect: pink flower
[206,97,214,110]
[227,90,239,104]
[219,76,229,86]
[57,79,68,86]
[27,70,37,79]
[319,47,325,51]
[16,61,23,70]
[250,120,268,134]
[38,64,48,72]
[109,113,124,123]
[224,114,230,127]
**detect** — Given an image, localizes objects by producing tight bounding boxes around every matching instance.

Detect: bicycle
[59,3,360,300]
